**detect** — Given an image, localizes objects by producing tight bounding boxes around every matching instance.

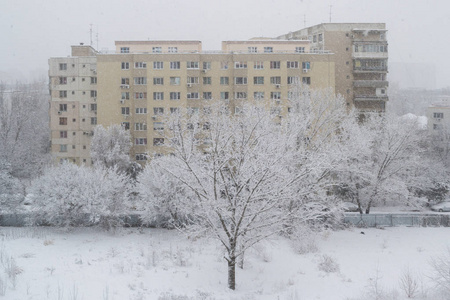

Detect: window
[122,122,130,130]
[59,117,67,125]
[90,104,97,111]
[153,77,164,85]
[60,144,67,152]
[187,92,199,99]
[234,77,248,85]
[271,92,281,100]
[170,77,180,85]
[433,124,442,130]
[153,92,164,100]
[91,77,97,84]
[91,117,97,125]
[170,107,179,114]
[153,61,163,69]
[134,77,147,85]
[59,77,67,84]
[220,77,229,85]
[254,76,264,85]
[287,61,299,69]
[121,78,130,85]
[59,104,67,112]
[270,76,281,85]
[220,92,229,100]
[122,92,130,100]
[187,61,199,69]
[203,92,212,100]
[136,107,148,114]
[90,90,97,98]
[135,138,147,145]
[152,47,162,53]
[254,61,264,69]
[248,47,257,53]
[121,62,130,70]
[168,47,178,53]
[121,107,130,115]
[295,47,305,53]
[254,92,264,100]
[153,138,164,146]
[203,77,211,85]
[302,77,311,85]
[170,92,181,100]
[170,61,180,69]
[153,122,164,131]
[318,33,323,42]
[264,47,273,53]
[235,92,247,99]
[287,76,299,85]
[152,107,163,115]
[302,62,311,70]
[59,91,67,98]
[221,61,229,70]
[270,61,281,69]
[120,47,129,53]
[313,35,317,43]
[234,61,247,69]
[135,123,147,131]
[134,62,147,69]
[434,112,444,119]
[187,77,199,84]
[135,92,147,99]
[59,63,67,70]
[60,131,67,138]
[203,62,211,70]
[136,153,147,161]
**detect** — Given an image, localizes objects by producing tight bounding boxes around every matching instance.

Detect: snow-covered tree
[334,113,422,213]
[90,124,135,174]
[0,81,50,180]
[138,86,349,290]
[0,159,24,212]
[28,162,133,229]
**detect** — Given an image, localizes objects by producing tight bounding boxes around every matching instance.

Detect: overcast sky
[1,0,449,88]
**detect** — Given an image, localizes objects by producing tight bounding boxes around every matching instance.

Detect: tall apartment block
[48,22,387,164]
[278,23,388,111]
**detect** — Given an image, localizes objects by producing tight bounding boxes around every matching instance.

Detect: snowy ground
[0,226,449,300]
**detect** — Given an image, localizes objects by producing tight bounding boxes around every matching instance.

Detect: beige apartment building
[427,96,450,134]
[48,22,387,164]
[278,23,388,112]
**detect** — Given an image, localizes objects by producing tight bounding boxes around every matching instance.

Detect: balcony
[353,80,389,88]
[353,66,388,73]
[354,94,389,102]
[352,52,388,59]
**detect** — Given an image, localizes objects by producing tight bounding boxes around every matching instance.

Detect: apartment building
[48,45,97,165]
[277,23,388,112]
[427,96,450,134]
[49,22,387,164]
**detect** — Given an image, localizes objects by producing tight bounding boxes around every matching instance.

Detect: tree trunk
[227,257,236,290]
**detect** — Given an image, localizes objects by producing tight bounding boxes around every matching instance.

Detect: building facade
[427,96,450,134]
[277,23,388,112]
[48,23,387,165]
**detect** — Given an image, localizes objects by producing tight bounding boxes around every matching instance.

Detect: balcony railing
[354,66,388,72]
[354,94,389,101]
[353,80,389,88]
[352,52,388,59]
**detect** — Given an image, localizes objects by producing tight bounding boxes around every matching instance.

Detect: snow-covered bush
[0,160,24,212]
[137,162,195,228]
[317,254,340,273]
[28,162,133,229]
[430,248,450,298]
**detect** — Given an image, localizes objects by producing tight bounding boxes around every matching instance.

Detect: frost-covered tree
[138,86,348,290]
[0,81,50,180]
[334,113,422,213]
[28,162,133,229]
[90,124,134,173]
[0,159,24,212]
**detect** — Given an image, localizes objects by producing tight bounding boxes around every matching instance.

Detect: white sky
[1,0,449,88]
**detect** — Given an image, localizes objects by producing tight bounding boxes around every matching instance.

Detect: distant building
[427,95,450,134]
[48,23,387,165]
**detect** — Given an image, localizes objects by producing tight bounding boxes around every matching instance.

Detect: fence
[344,213,450,227]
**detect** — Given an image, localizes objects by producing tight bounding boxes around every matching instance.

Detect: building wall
[96,51,335,161]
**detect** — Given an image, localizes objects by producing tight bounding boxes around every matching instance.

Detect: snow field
[0,226,448,300]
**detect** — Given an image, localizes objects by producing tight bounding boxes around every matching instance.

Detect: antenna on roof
[329,5,332,23]
[304,14,306,27]
[90,24,93,46]
[96,26,99,50]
